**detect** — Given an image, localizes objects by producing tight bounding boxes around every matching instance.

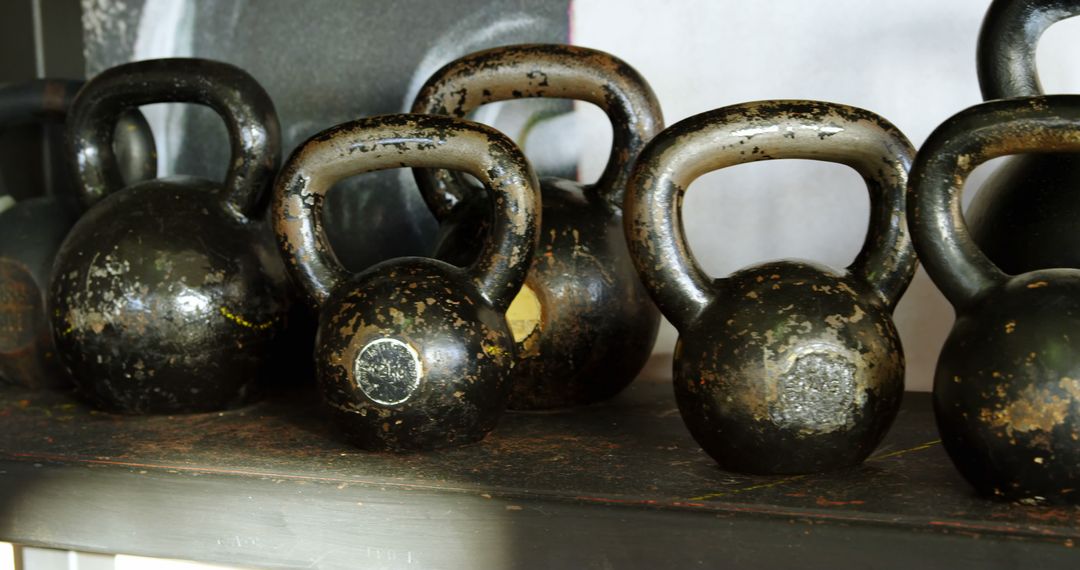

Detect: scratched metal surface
[0,355,1079,543]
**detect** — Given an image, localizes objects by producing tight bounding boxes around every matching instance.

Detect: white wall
[566,0,1080,391]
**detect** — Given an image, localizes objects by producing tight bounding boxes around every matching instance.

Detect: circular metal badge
[354,338,422,405]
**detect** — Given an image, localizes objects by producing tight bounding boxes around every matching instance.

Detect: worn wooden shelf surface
[1,355,1078,569]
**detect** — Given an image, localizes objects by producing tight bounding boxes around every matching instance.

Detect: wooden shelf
[1,355,1078,569]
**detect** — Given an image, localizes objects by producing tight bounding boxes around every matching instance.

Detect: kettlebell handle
[411,44,663,217]
[625,100,917,331]
[0,80,156,195]
[67,58,279,220]
[978,0,1080,100]
[273,114,540,313]
[909,95,1080,309]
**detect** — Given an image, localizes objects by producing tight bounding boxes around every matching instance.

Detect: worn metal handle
[411,44,663,217]
[273,114,540,313]
[0,79,156,197]
[977,0,1080,100]
[67,58,279,220]
[625,100,917,331]
[910,95,1080,309]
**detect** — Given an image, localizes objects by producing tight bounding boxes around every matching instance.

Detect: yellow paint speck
[219,306,274,330]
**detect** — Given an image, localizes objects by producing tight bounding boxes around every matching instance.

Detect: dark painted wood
[0,357,1078,568]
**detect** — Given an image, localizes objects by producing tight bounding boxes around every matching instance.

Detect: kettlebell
[966,0,1080,273]
[625,101,917,474]
[50,59,289,413]
[412,44,662,410]
[0,79,154,389]
[911,95,1080,504]
[273,114,540,451]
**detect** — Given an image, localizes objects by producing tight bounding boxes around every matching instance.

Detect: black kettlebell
[412,44,662,410]
[625,101,917,474]
[966,0,1080,273]
[50,59,289,413]
[273,115,540,451]
[911,95,1080,504]
[0,79,154,389]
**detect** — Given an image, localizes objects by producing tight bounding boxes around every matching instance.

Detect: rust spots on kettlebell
[272,114,540,451]
[412,44,664,410]
[625,100,917,475]
[50,59,288,414]
[910,94,1080,504]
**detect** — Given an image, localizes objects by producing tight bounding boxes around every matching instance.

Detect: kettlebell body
[626,101,917,474]
[675,261,904,473]
[967,0,1080,273]
[52,177,286,412]
[50,59,287,414]
[911,96,1080,503]
[413,45,662,409]
[316,259,516,449]
[936,272,1080,501]
[0,80,154,389]
[274,115,539,451]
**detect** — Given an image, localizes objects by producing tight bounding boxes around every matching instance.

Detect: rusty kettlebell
[0,79,154,389]
[50,59,289,413]
[625,101,917,474]
[966,0,1080,273]
[911,95,1080,504]
[412,44,662,410]
[273,115,540,451]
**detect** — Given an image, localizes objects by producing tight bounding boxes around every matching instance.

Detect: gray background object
[81,0,572,270]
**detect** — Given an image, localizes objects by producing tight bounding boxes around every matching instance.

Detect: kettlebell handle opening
[272,114,540,313]
[625,100,917,331]
[411,44,663,217]
[977,0,1080,100]
[67,58,279,220]
[909,95,1080,309]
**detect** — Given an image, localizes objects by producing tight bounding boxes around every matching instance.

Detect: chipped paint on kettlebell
[626,100,917,475]
[273,114,540,451]
[412,44,663,410]
[49,59,288,414]
[910,94,1080,504]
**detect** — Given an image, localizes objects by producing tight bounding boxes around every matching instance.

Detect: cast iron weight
[966,0,1080,273]
[624,101,917,474]
[0,79,154,389]
[910,95,1080,504]
[412,44,662,410]
[273,115,540,451]
[50,59,289,413]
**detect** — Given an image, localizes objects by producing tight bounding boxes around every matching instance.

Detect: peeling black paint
[910,94,1080,504]
[272,114,540,451]
[625,100,917,474]
[411,44,663,410]
[49,59,288,414]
